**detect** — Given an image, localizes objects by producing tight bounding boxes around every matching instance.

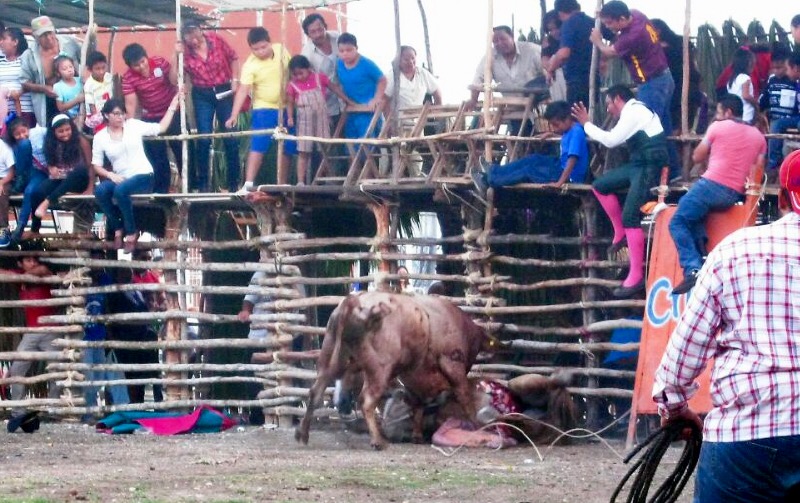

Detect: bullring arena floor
[0,422,693,502]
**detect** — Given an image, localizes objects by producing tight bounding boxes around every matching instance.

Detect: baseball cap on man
[779,149,800,214]
[31,16,56,38]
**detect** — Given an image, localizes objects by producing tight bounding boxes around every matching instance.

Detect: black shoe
[248,407,265,426]
[612,279,645,298]
[470,169,489,197]
[8,411,39,433]
[672,270,699,295]
[607,236,628,257]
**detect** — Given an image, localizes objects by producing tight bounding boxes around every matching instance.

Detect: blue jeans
[638,71,679,177]
[82,347,129,408]
[768,116,800,170]
[142,114,182,193]
[487,154,561,187]
[669,178,742,273]
[13,169,48,237]
[694,435,800,502]
[192,87,240,192]
[94,174,153,235]
[11,139,33,194]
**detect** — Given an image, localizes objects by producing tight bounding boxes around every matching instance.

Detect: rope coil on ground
[610,418,702,503]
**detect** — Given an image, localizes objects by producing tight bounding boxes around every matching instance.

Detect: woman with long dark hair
[92,95,180,251]
[31,114,92,218]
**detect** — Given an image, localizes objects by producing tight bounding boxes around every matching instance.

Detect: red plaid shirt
[653,212,800,442]
[183,33,238,88]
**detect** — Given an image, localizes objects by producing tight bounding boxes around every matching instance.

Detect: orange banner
[627,198,759,445]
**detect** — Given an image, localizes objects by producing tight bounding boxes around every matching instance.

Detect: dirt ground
[0,419,696,503]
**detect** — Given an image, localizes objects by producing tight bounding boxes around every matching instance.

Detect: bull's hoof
[370,440,388,451]
[295,427,309,445]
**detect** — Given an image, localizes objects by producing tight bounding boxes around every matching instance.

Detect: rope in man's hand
[610,418,702,503]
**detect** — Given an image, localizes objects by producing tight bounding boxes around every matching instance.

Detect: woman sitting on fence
[6,117,47,243]
[30,114,92,220]
[92,96,180,252]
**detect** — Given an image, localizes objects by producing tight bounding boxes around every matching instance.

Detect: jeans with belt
[638,70,680,177]
[142,114,182,194]
[192,83,240,192]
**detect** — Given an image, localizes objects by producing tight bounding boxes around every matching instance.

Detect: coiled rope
[610,419,702,503]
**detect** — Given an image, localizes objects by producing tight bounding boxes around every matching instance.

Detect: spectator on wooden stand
[121,43,182,193]
[180,24,241,193]
[20,16,81,127]
[227,27,296,191]
[669,95,766,295]
[571,85,668,298]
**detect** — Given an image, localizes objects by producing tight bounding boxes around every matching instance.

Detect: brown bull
[295,292,497,450]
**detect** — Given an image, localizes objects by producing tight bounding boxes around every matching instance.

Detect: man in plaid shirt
[653,150,800,501]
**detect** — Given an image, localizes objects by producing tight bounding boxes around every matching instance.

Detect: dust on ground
[0,421,694,503]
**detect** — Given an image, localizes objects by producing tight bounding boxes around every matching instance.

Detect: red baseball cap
[779,149,800,214]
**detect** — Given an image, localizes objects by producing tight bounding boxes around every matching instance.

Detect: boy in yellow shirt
[226,27,296,191]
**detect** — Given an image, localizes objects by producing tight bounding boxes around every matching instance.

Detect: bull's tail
[545,374,578,444]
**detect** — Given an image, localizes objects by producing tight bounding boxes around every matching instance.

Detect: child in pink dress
[286,55,350,185]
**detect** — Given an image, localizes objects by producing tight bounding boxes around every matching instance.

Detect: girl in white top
[92,95,180,252]
[726,48,757,123]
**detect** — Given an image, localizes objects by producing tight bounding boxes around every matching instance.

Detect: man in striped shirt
[121,43,181,193]
[653,150,800,501]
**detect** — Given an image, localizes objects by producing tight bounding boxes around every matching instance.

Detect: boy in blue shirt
[767,51,800,172]
[472,100,589,194]
[759,47,795,122]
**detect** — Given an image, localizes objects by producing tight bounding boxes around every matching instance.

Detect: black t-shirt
[559,11,595,84]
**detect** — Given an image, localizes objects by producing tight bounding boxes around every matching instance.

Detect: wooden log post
[579,194,602,428]
[369,203,392,292]
[461,201,488,306]
[252,196,297,427]
[162,202,189,401]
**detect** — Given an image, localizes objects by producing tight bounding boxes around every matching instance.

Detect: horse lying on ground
[295,292,500,450]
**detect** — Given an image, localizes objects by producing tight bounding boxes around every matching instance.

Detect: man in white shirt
[571,85,668,298]
[300,13,341,127]
[467,25,544,110]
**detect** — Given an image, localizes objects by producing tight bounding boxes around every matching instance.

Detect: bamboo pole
[483,0,494,163]
[0,372,73,385]
[48,362,290,373]
[39,311,307,325]
[276,0,287,184]
[0,326,82,335]
[416,0,433,73]
[78,0,95,124]
[471,364,635,379]
[588,0,603,117]
[508,339,639,353]
[57,376,270,388]
[47,398,302,416]
[39,257,301,275]
[52,338,286,350]
[460,299,644,315]
[681,0,691,135]
[176,0,188,194]
[0,351,72,361]
[50,284,302,299]
[0,296,83,308]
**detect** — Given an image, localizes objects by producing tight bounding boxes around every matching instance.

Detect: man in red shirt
[180,24,241,193]
[121,43,182,193]
[1,245,60,432]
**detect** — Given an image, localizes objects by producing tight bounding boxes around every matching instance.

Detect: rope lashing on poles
[610,418,702,503]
